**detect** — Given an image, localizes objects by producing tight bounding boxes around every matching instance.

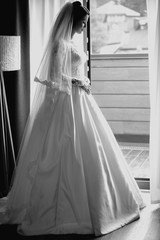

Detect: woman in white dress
[0,1,145,236]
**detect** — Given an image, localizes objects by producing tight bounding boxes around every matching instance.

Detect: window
[90,0,148,55]
[87,0,150,189]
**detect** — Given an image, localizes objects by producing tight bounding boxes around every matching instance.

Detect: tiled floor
[120,144,150,179]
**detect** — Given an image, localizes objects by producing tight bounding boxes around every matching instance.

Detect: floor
[0,191,159,240]
[0,143,154,239]
[119,143,150,179]
[94,191,160,240]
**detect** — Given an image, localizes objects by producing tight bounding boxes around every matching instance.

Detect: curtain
[29,0,66,105]
[0,0,30,196]
[147,0,160,203]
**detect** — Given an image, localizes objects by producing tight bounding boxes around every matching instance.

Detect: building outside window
[90,0,148,55]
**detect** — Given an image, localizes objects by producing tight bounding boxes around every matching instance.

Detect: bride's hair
[72,1,89,28]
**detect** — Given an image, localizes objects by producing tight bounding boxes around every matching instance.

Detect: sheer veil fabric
[34,2,73,93]
[0,1,145,237]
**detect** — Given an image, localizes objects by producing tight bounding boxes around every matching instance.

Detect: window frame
[85,0,150,190]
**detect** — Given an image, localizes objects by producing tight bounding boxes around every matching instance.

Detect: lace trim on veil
[35,40,72,95]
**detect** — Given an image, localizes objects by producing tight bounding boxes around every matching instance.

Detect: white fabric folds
[0,40,145,236]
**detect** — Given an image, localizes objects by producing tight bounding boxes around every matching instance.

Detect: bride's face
[73,15,89,34]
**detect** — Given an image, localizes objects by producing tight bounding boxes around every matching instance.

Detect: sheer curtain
[29,0,66,105]
[147,0,160,203]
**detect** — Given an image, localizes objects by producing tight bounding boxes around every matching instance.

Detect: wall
[91,54,150,143]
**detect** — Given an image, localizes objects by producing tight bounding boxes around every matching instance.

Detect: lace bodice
[70,41,87,80]
[35,39,89,94]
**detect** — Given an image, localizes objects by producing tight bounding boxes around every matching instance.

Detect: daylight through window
[90,0,148,55]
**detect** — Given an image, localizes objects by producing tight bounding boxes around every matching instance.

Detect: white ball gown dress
[0,40,145,236]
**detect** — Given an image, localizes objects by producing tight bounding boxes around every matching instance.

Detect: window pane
[90,0,148,54]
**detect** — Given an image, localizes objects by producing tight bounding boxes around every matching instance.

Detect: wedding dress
[0,40,145,236]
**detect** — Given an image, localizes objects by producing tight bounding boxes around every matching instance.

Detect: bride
[0,1,145,236]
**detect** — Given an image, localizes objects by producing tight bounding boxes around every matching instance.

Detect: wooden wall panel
[101,108,150,121]
[91,56,148,68]
[93,95,150,108]
[91,67,149,81]
[108,121,150,135]
[91,56,150,138]
[92,81,149,94]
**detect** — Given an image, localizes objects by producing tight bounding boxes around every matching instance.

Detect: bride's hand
[72,78,84,86]
[72,78,91,94]
[34,78,54,88]
[82,77,91,94]
[80,84,91,94]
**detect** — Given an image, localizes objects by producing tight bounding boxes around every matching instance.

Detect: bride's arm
[48,40,91,94]
[71,77,91,94]
[34,40,66,90]
[49,40,66,88]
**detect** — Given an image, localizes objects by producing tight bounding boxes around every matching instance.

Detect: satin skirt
[0,85,145,236]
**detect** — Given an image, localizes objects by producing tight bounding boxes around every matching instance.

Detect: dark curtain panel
[0,0,30,196]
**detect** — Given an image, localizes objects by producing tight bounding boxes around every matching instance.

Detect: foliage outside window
[90,0,147,55]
